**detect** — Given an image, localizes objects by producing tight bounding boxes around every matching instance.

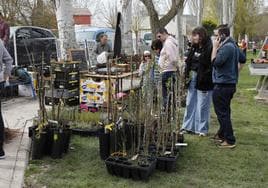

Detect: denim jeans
[161,71,176,108]
[212,84,236,144]
[182,72,212,134]
[0,82,4,143]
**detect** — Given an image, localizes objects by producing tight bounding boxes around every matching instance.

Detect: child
[139,51,152,87]
[151,39,163,85]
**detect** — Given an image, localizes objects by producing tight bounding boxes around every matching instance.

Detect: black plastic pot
[43,127,54,155]
[177,133,184,143]
[113,160,123,176]
[105,158,115,175]
[31,131,47,160]
[50,128,64,159]
[28,125,38,138]
[105,155,157,181]
[130,168,140,180]
[62,128,72,153]
[99,132,110,160]
[71,127,103,137]
[156,155,178,172]
[121,161,132,178]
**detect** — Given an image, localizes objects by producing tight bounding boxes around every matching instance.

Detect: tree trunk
[140,0,184,37]
[135,31,139,54]
[176,7,184,59]
[197,0,204,26]
[229,0,237,37]
[222,0,229,24]
[55,0,76,60]
[121,0,133,55]
[217,0,223,24]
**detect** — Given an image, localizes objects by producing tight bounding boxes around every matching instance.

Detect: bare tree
[54,0,77,60]
[99,1,118,28]
[222,0,229,24]
[132,0,147,54]
[188,0,204,26]
[176,8,183,58]
[121,0,133,55]
[197,0,204,26]
[0,0,57,27]
[218,0,234,25]
[217,0,237,36]
[31,0,57,28]
[140,0,185,36]
[0,0,34,25]
[229,0,237,37]
[164,0,187,56]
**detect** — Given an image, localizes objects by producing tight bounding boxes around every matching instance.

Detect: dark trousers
[212,84,236,144]
[0,82,4,144]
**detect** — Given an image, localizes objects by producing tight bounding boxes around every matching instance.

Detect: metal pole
[13,30,18,66]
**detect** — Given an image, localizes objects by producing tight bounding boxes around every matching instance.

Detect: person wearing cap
[139,51,153,87]
[94,34,112,55]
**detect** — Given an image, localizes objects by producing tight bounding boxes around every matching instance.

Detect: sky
[75,0,268,27]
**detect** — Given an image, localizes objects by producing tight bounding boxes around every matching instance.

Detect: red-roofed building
[73,8,92,25]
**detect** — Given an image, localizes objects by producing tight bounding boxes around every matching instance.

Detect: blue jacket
[213,37,246,84]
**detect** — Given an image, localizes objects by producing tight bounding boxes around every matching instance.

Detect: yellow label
[54,134,58,141]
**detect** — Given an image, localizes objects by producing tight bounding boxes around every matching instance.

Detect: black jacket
[185,37,213,91]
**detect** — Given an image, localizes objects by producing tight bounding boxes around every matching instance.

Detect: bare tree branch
[140,0,185,35]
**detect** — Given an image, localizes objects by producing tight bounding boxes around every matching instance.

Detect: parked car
[8,26,57,67]
[143,32,152,46]
[133,38,150,54]
[75,26,115,50]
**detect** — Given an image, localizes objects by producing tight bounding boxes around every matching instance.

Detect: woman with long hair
[181,27,214,136]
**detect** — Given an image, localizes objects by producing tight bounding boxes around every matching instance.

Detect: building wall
[73,15,91,25]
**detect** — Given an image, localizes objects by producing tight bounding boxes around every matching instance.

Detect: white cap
[143,50,151,55]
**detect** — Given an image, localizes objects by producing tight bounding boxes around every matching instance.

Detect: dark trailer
[8,26,58,67]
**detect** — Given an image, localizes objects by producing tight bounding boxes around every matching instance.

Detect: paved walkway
[0,97,38,188]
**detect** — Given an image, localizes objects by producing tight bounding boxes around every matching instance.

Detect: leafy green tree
[234,0,261,40]
[203,0,219,24]
[202,19,217,36]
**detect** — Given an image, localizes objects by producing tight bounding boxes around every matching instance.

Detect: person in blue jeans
[211,24,246,148]
[181,27,214,136]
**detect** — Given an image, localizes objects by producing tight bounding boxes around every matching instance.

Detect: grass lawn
[24,52,268,188]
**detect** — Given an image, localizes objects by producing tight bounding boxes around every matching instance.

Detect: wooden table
[81,71,140,93]
[248,64,268,102]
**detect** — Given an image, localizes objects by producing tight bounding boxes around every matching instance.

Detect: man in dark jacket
[211,25,246,148]
[0,13,9,47]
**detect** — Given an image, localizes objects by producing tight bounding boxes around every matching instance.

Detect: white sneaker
[199,133,207,137]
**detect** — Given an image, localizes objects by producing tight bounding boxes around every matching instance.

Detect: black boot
[0,142,5,159]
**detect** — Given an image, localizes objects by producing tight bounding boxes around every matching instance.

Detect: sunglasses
[144,55,150,57]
